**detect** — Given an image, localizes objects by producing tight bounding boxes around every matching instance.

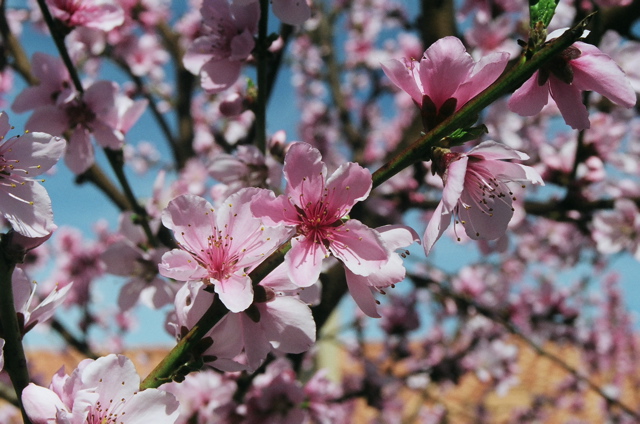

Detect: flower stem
[0,240,32,424]
[255,0,270,153]
[371,14,594,189]
[140,295,228,389]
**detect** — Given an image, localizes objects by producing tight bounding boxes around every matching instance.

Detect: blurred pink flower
[381,36,509,129]
[509,29,636,130]
[251,142,389,288]
[236,0,311,25]
[0,111,65,237]
[424,141,544,255]
[22,354,179,423]
[47,0,124,31]
[159,188,293,312]
[183,0,259,93]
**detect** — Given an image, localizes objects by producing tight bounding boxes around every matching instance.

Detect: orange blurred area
[1,339,637,423]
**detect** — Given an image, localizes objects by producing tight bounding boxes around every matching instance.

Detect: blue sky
[10,1,640,351]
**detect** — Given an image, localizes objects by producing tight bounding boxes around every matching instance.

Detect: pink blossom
[101,212,175,311]
[243,359,307,423]
[208,144,282,200]
[381,36,509,129]
[251,142,389,288]
[160,370,237,424]
[509,29,636,130]
[183,0,259,94]
[22,354,179,423]
[11,53,75,113]
[22,79,146,174]
[0,111,65,237]
[592,199,640,259]
[159,188,293,312]
[45,226,106,306]
[47,0,125,31]
[424,141,544,255]
[12,267,72,335]
[167,265,315,372]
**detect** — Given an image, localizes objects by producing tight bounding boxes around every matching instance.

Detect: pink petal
[286,236,327,287]
[161,194,214,252]
[457,184,514,240]
[118,388,180,424]
[238,314,272,372]
[250,189,300,226]
[2,132,65,177]
[324,162,372,215]
[376,224,421,250]
[214,274,254,312]
[229,29,255,61]
[380,58,423,104]
[230,0,260,32]
[101,240,140,276]
[345,269,381,318]
[329,220,388,276]
[199,59,243,94]
[467,140,529,161]
[65,126,94,174]
[571,41,636,108]
[260,296,315,353]
[272,0,311,25]
[25,105,69,136]
[423,200,452,256]
[441,156,468,213]
[27,283,72,329]
[283,142,326,204]
[549,76,590,130]
[183,36,218,74]
[159,249,208,281]
[0,181,54,237]
[456,50,510,106]
[22,384,68,423]
[419,36,474,108]
[508,72,550,116]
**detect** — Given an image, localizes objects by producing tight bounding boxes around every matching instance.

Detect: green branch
[371,15,593,189]
[0,239,32,424]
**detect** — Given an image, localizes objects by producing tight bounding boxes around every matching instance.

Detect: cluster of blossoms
[2,0,640,422]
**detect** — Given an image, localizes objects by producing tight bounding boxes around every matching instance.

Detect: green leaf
[441,125,488,148]
[530,0,559,29]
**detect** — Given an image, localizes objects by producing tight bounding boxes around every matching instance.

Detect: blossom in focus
[251,142,389,288]
[22,354,179,423]
[424,141,544,255]
[159,188,293,312]
[183,0,259,93]
[0,111,65,237]
[167,265,315,372]
[345,225,420,318]
[508,29,636,130]
[381,36,509,130]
